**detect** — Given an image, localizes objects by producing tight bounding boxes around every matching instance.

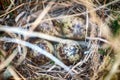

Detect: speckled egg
[61,17,86,40]
[56,42,82,65]
[28,39,54,65]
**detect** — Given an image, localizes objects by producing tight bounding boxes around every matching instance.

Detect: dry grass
[0,0,120,80]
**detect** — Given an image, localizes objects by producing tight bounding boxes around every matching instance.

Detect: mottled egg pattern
[26,16,85,65]
[56,42,82,65]
[37,21,62,37]
[28,39,54,65]
[62,17,86,40]
[28,40,82,65]
[36,16,86,39]
[34,40,54,56]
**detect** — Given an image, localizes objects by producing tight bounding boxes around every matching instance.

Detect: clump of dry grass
[0,0,120,80]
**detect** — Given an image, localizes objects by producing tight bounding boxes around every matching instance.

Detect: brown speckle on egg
[62,17,86,40]
[28,39,54,66]
[56,42,82,65]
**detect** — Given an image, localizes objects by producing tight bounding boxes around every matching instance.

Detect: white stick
[0,26,75,44]
[0,37,71,74]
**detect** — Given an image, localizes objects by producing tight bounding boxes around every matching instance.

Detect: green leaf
[50,61,55,64]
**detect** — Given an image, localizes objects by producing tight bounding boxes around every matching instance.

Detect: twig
[0,47,18,71]
[0,37,72,74]
[30,1,55,32]
[7,65,21,80]
[47,65,56,71]
[86,37,110,44]
[0,3,25,18]
[40,0,119,22]
[0,26,76,44]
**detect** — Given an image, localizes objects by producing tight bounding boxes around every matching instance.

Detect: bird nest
[0,0,120,80]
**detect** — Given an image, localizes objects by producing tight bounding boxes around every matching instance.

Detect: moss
[111,19,120,36]
[99,49,106,55]
[0,51,2,56]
